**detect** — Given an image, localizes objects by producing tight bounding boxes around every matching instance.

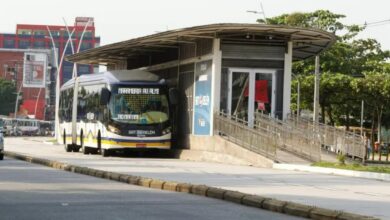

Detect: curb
[4,151,378,220]
[273,163,390,182]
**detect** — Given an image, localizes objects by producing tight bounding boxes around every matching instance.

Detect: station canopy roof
[67,23,336,65]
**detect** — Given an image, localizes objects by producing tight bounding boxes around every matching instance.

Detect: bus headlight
[162,127,171,135]
[108,125,120,134]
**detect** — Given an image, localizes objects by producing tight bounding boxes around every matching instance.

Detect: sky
[0,0,389,50]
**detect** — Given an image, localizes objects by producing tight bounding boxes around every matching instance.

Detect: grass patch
[45,139,57,143]
[312,161,390,174]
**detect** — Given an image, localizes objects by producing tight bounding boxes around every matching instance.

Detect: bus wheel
[101,148,109,157]
[0,153,3,160]
[81,131,89,155]
[63,130,66,145]
[64,131,72,152]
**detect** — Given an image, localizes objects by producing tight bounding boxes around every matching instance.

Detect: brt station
[67,23,339,165]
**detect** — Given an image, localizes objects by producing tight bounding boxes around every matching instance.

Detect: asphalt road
[4,137,390,219]
[0,158,302,220]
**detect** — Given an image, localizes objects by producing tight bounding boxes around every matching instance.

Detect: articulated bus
[58,69,176,157]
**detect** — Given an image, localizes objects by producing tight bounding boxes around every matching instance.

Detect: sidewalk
[273,163,390,182]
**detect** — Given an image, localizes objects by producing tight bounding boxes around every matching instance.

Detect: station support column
[211,38,222,135]
[283,41,293,120]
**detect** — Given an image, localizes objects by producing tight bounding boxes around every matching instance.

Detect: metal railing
[214,111,365,163]
[287,114,366,161]
[254,113,321,162]
[214,112,278,160]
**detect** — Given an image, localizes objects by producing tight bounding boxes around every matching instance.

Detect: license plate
[136,143,146,148]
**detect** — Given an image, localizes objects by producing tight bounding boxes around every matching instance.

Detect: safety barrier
[214,112,278,160]
[287,114,366,161]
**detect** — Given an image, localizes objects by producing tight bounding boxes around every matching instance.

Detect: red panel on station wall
[244,80,269,103]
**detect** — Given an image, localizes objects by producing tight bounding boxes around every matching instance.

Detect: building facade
[0,17,100,120]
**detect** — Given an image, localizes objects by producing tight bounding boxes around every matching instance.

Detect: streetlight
[246,2,267,23]
[46,27,75,139]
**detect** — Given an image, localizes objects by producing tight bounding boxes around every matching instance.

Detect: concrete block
[68,165,76,172]
[52,162,59,169]
[109,172,121,181]
[128,176,141,185]
[223,191,245,204]
[138,177,152,187]
[95,170,104,178]
[283,202,313,218]
[103,171,112,179]
[74,166,83,174]
[87,168,97,176]
[242,195,267,208]
[191,185,209,196]
[119,175,130,183]
[162,181,178,191]
[206,187,226,199]
[176,183,193,193]
[262,198,287,213]
[310,207,341,220]
[81,167,90,175]
[150,179,165,189]
[337,212,379,220]
[63,164,72,171]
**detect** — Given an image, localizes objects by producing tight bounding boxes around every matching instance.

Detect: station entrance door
[227,68,276,127]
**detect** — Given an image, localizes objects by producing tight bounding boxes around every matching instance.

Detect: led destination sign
[118,88,160,95]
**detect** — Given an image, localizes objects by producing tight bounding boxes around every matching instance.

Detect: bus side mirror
[169,88,178,105]
[100,88,111,105]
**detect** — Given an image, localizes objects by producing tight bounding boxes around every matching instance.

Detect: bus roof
[61,69,161,90]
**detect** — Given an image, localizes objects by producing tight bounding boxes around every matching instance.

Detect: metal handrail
[214,112,278,160]
[287,114,366,161]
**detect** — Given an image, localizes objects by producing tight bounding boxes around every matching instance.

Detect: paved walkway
[4,137,390,219]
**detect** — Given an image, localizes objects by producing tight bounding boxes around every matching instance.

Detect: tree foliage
[262,10,390,140]
[0,79,17,116]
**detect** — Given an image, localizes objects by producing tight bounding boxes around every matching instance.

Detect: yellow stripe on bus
[63,136,170,148]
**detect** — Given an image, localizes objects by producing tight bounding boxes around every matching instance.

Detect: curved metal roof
[67,23,336,65]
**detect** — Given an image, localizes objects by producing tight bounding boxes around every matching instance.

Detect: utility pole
[313,55,320,123]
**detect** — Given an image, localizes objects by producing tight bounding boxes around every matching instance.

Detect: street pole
[34,87,42,119]
[297,78,300,118]
[72,18,93,78]
[14,83,23,118]
[46,26,75,139]
[360,100,364,136]
[313,55,320,123]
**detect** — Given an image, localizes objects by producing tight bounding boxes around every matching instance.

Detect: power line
[361,19,390,28]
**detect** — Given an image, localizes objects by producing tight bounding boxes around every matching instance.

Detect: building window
[18,40,31,49]
[3,39,15,48]
[50,30,60,37]
[78,65,90,75]
[33,41,46,48]
[33,30,46,36]
[17,29,32,35]
[80,42,92,51]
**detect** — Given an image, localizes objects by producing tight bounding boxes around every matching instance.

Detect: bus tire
[81,131,89,155]
[64,131,72,152]
[72,144,80,152]
[0,153,3,160]
[101,148,109,157]
[97,131,102,154]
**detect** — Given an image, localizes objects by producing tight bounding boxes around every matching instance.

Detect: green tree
[264,10,390,133]
[0,79,17,116]
[352,74,390,142]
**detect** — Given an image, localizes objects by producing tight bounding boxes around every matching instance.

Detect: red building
[0,17,101,120]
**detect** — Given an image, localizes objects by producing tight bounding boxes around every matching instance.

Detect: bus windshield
[109,86,169,125]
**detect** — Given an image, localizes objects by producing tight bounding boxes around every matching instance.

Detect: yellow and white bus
[58,69,175,157]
